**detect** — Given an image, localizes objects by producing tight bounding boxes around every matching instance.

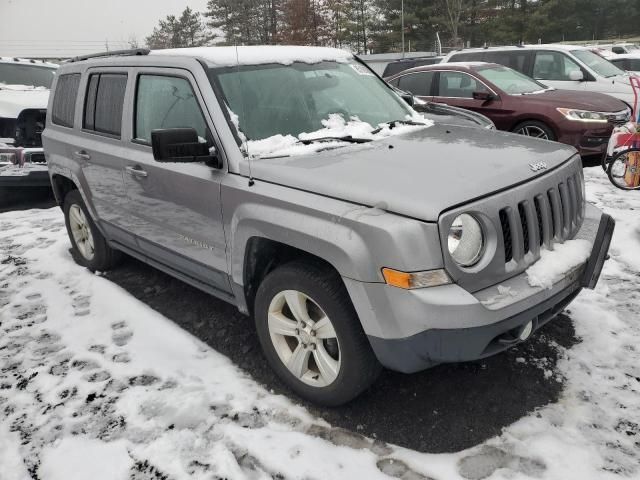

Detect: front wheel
[254,262,381,406]
[512,120,556,141]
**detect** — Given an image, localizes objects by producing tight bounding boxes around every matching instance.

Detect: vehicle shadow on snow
[105,255,579,454]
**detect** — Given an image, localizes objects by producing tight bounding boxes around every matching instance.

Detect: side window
[532,52,581,81]
[396,72,435,96]
[83,73,127,137]
[135,75,208,144]
[52,74,81,128]
[612,47,625,54]
[484,51,528,74]
[629,59,640,71]
[448,52,485,62]
[437,71,488,98]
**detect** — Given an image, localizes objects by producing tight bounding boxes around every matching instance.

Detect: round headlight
[448,214,484,267]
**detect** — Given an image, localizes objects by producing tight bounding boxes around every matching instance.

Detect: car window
[483,51,529,74]
[437,71,487,98]
[612,47,625,54]
[629,59,640,71]
[135,75,208,144]
[571,50,625,78]
[83,73,127,137]
[396,71,435,96]
[532,52,581,81]
[52,73,80,128]
[475,65,546,94]
[448,52,484,62]
[0,63,56,89]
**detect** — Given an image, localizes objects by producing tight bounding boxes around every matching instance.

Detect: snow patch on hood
[0,83,48,92]
[244,113,433,158]
[526,239,593,289]
[0,87,49,118]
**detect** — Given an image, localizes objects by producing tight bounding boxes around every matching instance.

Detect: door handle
[73,150,91,162]
[125,165,148,178]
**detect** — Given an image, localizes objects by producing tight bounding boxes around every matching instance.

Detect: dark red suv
[386,62,630,161]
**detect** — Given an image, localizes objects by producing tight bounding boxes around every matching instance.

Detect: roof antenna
[235,43,254,187]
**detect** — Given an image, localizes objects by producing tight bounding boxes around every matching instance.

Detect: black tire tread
[512,120,556,141]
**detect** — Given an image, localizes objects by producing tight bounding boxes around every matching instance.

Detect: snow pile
[526,239,593,289]
[1,166,640,479]
[152,45,353,67]
[246,113,433,158]
[0,83,48,91]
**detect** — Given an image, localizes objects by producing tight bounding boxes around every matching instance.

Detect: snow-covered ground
[0,168,638,480]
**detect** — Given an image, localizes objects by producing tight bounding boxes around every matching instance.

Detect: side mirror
[400,93,415,106]
[151,128,221,167]
[472,91,495,101]
[569,70,585,81]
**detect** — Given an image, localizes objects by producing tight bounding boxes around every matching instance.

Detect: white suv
[444,44,636,107]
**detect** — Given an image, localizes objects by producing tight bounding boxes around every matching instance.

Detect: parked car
[608,43,640,55]
[44,46,614,406]
[382,56,444,78]
[444,45,636,107]
[609,54,640,75]
[386,62,630,162]
[0,57,58,202]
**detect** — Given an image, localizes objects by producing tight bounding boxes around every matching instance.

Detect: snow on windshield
[242,113,433,158]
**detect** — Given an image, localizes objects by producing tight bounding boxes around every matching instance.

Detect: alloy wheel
[515,125,550,139]
[69,204,95,261]
[267,289,341,387]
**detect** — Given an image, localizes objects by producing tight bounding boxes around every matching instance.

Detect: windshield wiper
[371,119,423,134]
[297,135,372,145]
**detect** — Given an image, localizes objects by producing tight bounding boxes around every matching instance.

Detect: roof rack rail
[68,48,150,63]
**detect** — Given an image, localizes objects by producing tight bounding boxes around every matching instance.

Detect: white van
[444,45,636,107]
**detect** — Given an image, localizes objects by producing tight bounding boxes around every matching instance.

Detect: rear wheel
[512,120,556,141]
[254,261,381,406]
[63,190,121,271]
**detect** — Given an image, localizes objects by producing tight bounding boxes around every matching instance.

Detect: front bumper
[346,206,614,373]
[558,123,613,159]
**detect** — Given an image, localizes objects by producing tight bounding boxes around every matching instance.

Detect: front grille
[498,171,583,265]
[607,109,631,126]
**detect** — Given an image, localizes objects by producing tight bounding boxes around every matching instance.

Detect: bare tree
[441,0,466,48]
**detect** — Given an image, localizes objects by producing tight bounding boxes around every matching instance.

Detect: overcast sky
[0,0,210,57]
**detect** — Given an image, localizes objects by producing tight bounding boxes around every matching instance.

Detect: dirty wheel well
[52,175,78,206]
[243,238,340,315]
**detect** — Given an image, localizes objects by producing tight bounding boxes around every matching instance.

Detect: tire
[254,261,381,406]
[607,147,640,190]
[512,120,556,141]
[63,190,121,271]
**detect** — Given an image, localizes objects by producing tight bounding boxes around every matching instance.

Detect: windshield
[571,50,625,78]
[208,60,414,142]
[475,65,547,94]
[0,63,56,89]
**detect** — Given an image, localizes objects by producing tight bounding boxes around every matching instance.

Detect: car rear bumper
[345,206,614,373]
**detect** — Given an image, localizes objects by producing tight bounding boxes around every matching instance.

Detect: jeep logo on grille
[529,162,548,172]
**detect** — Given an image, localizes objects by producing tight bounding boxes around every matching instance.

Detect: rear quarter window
[51,74,81,128]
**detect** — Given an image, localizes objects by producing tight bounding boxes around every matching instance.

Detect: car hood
[250,124,577,221]
[530,88,627,111]
[0,88,49,118]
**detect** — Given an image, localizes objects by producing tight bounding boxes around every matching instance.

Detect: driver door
[119,68,231,297]
[432,70,505,120]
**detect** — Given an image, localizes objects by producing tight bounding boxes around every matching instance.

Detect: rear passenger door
[119,69,231,297]
[75,69,131,234]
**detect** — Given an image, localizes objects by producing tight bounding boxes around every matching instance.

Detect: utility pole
[401,0,405,58]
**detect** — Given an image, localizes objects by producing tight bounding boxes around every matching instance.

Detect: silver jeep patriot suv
[43,46,614,406]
